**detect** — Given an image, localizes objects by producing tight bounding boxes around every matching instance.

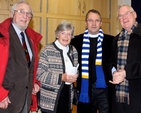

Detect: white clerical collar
[88,33,98,38]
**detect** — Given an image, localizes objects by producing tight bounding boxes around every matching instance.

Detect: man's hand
[109,69,126,84]
[0,97,11,109]
[32,83,40,95]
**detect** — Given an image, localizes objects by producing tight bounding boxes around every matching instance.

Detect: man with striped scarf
[71,9,114,113]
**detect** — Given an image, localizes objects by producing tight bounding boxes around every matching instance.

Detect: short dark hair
[85,9,102,22]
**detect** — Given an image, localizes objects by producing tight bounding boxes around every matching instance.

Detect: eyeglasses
[87,19,101,23]
[14,10,33,18]
[118,11,134,19]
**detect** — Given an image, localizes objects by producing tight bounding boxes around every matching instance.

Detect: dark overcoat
[70,33,114,113]
[111,24,141,113]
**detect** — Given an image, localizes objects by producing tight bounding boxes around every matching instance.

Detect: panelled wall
[0,0,119,48]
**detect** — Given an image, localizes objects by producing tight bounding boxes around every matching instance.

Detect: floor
[30,105,99,113]
[30,105,77,113]
[72,105,77,113]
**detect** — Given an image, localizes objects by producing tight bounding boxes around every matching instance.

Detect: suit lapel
[10,25,27,62]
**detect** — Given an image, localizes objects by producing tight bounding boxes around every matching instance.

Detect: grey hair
[118,4,134,12]
[55,20,74,38]
[11,0,33,16]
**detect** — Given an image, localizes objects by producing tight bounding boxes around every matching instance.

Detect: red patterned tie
[20,32,30,67]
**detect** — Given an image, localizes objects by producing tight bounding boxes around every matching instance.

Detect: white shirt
[12,23,33,61]
[55,40,73,72]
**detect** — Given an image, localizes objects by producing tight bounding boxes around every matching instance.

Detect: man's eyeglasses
[14,10,33,18]
[118,11,134,19]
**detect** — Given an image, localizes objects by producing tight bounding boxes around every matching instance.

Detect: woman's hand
[62,73,78,83]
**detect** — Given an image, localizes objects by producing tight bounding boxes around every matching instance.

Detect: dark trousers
[112,86,141,113]
[56,85,71,113]
[112,100,141,113]
[91,85,109,113]
[21,91,28,113]
[77,85,109,113]
[112,102,130,113]
[77,102,91,113]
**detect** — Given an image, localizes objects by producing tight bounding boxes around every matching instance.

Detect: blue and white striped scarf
[79,29,105,103]
[95,29,107,89]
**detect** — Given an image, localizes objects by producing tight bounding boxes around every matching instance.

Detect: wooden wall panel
[28,17,41,34]
[0,14,9,22]
[93,0,110,18]
[47,18,62,43]
[28,0,42,13]
[0,0,9,10]
[102,23,110,34]
[0,0,117,47]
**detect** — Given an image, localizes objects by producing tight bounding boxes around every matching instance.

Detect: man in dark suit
[109,5,141,113]
[0,1,42,113]
[71,9,114,113]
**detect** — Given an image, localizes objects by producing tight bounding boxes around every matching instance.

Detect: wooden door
[93,0,110,18]
[80,0,95,16]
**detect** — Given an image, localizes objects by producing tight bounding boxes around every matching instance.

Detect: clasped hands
[62,73,78,83]
[109,69,126,84]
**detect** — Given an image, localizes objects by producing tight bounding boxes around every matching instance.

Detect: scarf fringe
[79,78,90,102]
[79,93,90,103]
[116,95,130,104]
